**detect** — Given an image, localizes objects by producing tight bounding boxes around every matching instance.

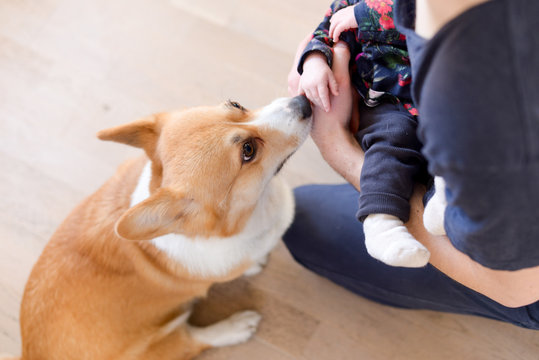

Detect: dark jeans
[282,183,539,329]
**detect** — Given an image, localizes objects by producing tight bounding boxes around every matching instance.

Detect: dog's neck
[129,162,292,279]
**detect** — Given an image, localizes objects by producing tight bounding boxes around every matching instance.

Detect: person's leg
[283,183,539,329]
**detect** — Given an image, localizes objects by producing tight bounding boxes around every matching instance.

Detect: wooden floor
[1,0,538,359]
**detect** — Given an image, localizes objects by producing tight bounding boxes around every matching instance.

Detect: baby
[296,0,432,267]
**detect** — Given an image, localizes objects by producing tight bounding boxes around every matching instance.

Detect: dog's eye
[242,141,256,162]
[228,100,245,111]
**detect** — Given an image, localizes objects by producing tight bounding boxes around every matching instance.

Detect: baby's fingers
[310,89,326,111]
[318,85,331,112]
[297,81,305,96]
[328,71,339,97]
[303,88,318,109]
[332,24,346,43]
[329,18,338,40]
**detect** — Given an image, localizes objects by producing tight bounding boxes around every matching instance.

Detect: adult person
[285,0,539,328]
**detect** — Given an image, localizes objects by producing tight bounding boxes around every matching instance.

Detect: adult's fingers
[288,71,301,96]
[304,88,314,105]
[329,19,337,40]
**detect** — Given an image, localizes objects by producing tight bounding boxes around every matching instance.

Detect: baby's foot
[364,214,430,268]
[423,176,447,236]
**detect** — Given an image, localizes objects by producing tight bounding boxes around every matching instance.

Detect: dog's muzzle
[290,95,312,119]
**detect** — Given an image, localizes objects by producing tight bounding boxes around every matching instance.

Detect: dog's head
[98,96,312,240]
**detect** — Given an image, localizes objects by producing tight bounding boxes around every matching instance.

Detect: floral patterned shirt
[298,0,418,116]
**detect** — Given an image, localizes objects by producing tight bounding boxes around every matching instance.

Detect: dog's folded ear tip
[113,215,130,240]
[113,222,126,240]
[113,216,152,241]
[96,129,111,141]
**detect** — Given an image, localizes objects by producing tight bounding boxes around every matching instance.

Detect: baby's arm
[297,1,361,111]
[300,4,360,111]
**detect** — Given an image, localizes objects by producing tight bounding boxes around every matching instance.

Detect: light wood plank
[1,0,538,359]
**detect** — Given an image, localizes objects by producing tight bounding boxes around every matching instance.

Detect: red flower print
[365,0,393,15]
[404,103,419,116]
[379,14,395,30]
[398,73,411,86]
[325,7,332,18]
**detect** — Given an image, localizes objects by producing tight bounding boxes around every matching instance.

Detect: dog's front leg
[243,255,269,277]
[187,311,262,348]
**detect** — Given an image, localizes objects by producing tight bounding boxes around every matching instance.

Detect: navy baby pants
[355,100,427,222]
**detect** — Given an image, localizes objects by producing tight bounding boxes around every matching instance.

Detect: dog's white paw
[424,176,447,236]
[243,255,269,277]
[189,311,261,347]
[364,214,430,268]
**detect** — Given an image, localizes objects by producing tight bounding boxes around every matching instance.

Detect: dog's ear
[97,116,159,157]
[115,188,192,241]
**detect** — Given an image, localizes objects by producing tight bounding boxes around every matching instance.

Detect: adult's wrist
[314,127,364,190]
[316,123,353,148]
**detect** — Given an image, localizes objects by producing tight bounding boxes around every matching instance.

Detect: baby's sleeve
[297,0,361,74]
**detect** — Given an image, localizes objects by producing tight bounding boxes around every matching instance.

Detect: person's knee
[282,184,362,262]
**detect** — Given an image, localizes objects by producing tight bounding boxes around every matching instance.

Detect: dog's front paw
[424,176,447,236]
[189,311,261,347]
[216,310,261,346]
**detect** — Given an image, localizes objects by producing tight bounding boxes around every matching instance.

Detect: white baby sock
[364,213,430,268]
[423,176,447,236]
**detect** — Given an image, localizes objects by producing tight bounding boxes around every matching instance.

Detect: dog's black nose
[290,95,312,119]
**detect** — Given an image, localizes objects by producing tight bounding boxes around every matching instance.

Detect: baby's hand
[329,6,358,43]
[298,52,339,112]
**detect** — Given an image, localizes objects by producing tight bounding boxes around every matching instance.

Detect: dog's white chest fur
[130,162,294,278]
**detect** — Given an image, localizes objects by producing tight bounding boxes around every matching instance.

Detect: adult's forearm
[407,186,539,308]
[316,127,364,190]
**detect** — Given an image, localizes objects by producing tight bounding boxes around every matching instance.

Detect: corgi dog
[7,96,312,360]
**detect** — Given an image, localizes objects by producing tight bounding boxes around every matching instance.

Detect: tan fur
[15,100,307,360]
